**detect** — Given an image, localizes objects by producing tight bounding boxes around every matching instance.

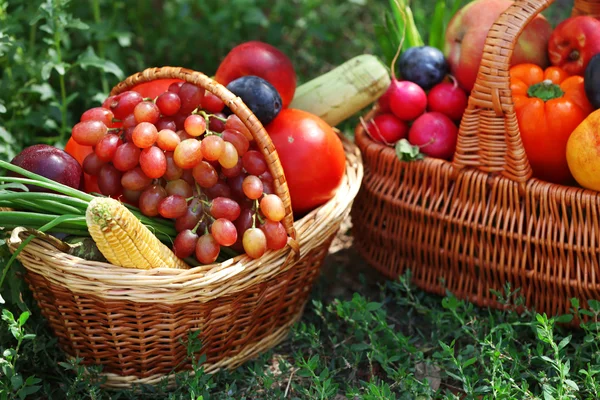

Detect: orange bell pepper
[510,63,593,185]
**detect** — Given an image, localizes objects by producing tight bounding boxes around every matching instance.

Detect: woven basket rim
[357,105,600,201]
[8,133,363,301]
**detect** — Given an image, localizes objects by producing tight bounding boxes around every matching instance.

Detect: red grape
[175,199,204,232]
[218,142,238,169]
[72,120,107,146]
[228,174,246,199]
[235,208,254,234]
[204,179,230,198]
[164,152,183,180]
[195,233,220,264]
[209,113,226,133]
[165,179,193,198]
[156,92,181,116]
[243,228,267,259]
[157,129,181,151]
[225,114,252,141]
[109,91,144,119]
[132,122,158,148]
[210,197,241,221]
[121,166,152,191]
[156,117,177,132]
[82,152,106,176]
[122,114,137,129]
[124,127,135,143]
[222,159,243,178]
[102,95,116,109]
[201,135,225,161]
[184,115,207,137]
[260,194,286,222]
[262,179,275,195]
[261,219,287,250]
[113,142,141,171]
[81,107,114,127]
[173,138,203,169]
[140,146,167,179]
[173,229,199,259]
[97,164,123,196]
[139,184,168,217]
[158,194,188,219]
[134,101,160,124]
[178,83,204,114]
[122,188,142,205]
[181,168,195,186]
[211,218,237,246]
[222,129,250,156]
[242,150,267,175]
[173,113,188,131]
[202,91,225,113]
[242,175,263,199]
[168,81,184,93]
[192,161,218,188]
[95,133,122,162]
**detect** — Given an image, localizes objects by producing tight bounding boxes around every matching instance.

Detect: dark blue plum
[225,75,282,125]
[585,53,600,110]
[398,46,449,90]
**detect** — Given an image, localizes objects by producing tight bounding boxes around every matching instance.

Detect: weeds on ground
[3,267,600,399]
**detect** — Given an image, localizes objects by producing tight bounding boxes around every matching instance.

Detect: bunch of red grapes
[71,81,289,264]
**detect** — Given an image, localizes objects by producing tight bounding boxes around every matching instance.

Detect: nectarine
[444,0,552,92]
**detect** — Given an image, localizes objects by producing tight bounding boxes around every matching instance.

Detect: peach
[444,0,552,92]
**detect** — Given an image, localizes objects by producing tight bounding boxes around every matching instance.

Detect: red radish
[388,80,427,121]
[408,112,458,160]
[427,81,468,121]
[365,113,409,144]
[377,85,393,113]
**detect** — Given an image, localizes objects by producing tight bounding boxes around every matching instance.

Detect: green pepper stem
[527,79,564,101]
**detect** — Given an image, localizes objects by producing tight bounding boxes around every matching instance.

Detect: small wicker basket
[7,67,363,388]
[352,0,600,321]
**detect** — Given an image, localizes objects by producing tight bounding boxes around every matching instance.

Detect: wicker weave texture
[7,67,364,388]
[351,0,600,321]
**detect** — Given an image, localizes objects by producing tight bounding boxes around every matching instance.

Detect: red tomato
[131,78,184,99]
[266,109,345,215]
[215,41,297,108]
[65,137,92,165]
[65,137,100,193]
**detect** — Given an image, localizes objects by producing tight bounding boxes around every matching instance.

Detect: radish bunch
[365,76,468,161]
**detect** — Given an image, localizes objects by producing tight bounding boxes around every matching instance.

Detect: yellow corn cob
[86,197,189,270]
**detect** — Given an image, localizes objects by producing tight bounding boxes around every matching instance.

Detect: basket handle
[451,0,555,185]
[572,0,600,17]
[110,67,300,259]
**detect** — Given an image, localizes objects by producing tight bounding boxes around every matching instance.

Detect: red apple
[548,16,600,76]
[444,0,552,92]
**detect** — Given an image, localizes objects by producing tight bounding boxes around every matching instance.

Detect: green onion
[0,161,177,241]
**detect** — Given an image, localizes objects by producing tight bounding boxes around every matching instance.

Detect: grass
[4,243,600,399]
[1,0,594,398]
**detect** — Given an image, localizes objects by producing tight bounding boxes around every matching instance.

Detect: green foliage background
[0,0,390,154]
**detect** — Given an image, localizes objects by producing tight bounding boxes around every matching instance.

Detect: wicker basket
[351,0,600,320]
[7,67,363,389]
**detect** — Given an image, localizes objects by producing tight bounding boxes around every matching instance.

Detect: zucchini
[290,54,390,126]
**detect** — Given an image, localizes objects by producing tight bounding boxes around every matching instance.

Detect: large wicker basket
[7,67,363,388]
[351,0,600,320]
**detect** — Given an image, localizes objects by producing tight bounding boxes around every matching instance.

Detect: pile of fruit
[364,0,600,193]
[0,41,386,268]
